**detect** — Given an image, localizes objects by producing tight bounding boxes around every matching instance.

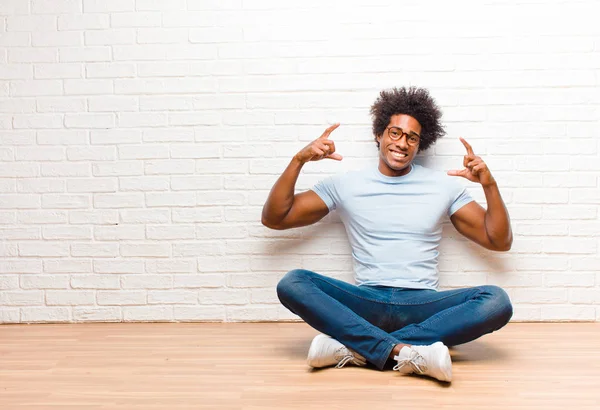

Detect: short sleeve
[448,184,474,216]
[311,174,341,211]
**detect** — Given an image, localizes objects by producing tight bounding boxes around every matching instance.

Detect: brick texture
[0,1,598,323]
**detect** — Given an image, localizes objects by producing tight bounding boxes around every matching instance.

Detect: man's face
[376,114,422,177]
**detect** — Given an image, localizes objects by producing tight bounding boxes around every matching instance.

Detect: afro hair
[370,87,445,152]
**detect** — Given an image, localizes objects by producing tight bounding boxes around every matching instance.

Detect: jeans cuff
[373,340,397,370]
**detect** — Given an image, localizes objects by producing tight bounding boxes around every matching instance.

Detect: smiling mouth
[390,150,408,160]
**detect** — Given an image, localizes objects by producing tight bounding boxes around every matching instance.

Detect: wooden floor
[1,323,599,409]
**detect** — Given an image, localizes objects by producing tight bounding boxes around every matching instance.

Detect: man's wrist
[292,154,306,166]
[481,179,498,189]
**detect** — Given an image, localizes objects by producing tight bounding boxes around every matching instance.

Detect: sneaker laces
[334,347,364,368]
[393,348,428,374]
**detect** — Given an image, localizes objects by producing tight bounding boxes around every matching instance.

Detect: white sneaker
[393,342,452,382]
[307,334,367,368]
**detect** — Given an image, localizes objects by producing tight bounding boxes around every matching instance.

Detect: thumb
[447,169,465,177]
[327,153,343,161]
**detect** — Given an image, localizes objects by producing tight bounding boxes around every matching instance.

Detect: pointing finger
[320,123,340,139]
[459,137,475,156]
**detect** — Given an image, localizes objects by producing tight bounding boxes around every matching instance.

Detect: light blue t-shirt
[312,164,473,290]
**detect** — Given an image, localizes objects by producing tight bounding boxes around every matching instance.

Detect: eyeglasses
[386,126,420,146]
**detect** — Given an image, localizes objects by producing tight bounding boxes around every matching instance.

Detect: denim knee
[276,269,313,304]
[479,285,513,327]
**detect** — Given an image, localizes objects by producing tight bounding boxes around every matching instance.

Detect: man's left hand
[447,138,496,187]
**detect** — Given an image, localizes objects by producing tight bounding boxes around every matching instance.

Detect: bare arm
[261,124,343,230]
[448,138,513,251]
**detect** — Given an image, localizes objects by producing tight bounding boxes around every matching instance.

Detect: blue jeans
[277,269,513,370]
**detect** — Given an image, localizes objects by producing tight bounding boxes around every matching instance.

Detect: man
[261,87,513,383]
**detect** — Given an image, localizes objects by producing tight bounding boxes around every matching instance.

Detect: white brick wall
[1,0,599,323]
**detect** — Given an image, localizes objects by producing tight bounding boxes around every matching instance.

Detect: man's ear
[376,134,381,146]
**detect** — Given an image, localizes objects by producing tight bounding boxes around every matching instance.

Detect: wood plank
[1,323,599,409]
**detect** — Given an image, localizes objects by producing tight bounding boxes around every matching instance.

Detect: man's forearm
[482,182,513,250]
[261,156,304,226]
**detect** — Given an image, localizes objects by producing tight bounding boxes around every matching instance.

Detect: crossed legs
[277,269,513,370]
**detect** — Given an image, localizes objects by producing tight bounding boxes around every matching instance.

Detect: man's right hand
[293,123,343,164]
